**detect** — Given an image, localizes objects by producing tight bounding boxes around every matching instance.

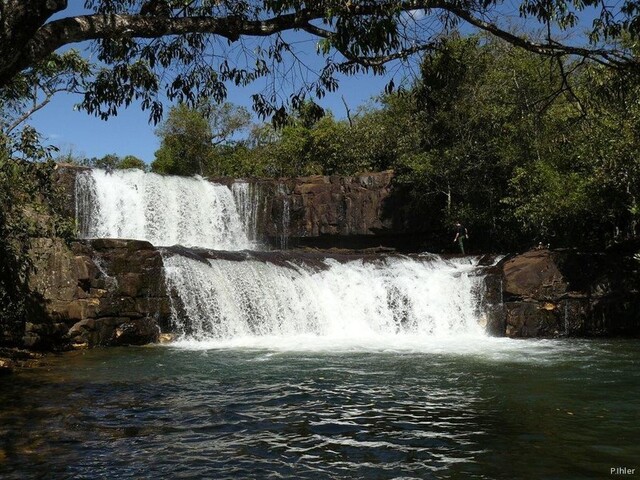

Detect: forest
[59,34,640,251]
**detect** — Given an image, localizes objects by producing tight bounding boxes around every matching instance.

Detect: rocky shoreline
[0,347,44,375]
[483,248,640,337]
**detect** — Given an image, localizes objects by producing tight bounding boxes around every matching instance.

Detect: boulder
[494,249,640,338]
[110,317,161,346]
[18,238,172,350]
[503,250,567,299]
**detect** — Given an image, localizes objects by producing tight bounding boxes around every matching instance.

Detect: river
[1,338,638,479]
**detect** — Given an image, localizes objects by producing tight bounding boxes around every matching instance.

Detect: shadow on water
[1,339,639,479]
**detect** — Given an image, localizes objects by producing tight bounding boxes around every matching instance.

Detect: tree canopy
[144,33,639,250]
[2,0,640,125]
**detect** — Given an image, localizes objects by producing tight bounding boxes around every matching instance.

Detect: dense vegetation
[0,154,74,345]
[142,35,640,250]
[3,1,640,127]
[0,52,80,341]
[60,152,148,171]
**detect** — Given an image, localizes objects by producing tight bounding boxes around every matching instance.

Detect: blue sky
[30,67,395,163]
[26,3,598,163]
[28,4,402,163]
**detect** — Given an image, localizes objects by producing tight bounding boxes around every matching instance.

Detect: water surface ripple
[1,339,638,479]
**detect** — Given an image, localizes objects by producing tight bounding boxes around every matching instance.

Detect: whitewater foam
[163,253,488,345]
[76,169,253,250]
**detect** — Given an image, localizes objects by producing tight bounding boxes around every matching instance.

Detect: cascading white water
[162,252,487,346]
[76,169,253,250]
[231,181,260,244]
[76,168,493,348]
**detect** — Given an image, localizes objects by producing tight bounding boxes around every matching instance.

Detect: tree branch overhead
[2,0,639,122]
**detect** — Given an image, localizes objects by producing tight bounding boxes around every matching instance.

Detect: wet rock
[505,302,561,337]
[14,238,171,350]
[0,357,15,375]
[54,163,90,218]
[493,249,640,338]
[110,317,161,346]
[0,348,45,373]
[482,304,506,337]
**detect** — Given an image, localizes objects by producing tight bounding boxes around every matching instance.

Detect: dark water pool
[1,338,638,479]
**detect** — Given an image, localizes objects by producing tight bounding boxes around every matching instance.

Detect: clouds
[407,9,426,20]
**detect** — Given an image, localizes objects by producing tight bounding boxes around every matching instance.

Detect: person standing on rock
[453,221,469,254]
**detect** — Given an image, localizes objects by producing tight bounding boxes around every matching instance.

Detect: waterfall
[76,168,492,347]
[231,181,261,245]
[162,251,486,344]
[277,183,290,250]
[76,169,253,250]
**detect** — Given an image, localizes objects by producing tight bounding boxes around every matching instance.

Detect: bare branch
[444,5,635,69]
[6,89,57,134]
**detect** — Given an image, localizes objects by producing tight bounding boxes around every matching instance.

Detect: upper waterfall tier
[75,169,258,250]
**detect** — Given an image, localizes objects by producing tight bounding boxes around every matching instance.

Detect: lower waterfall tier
[15,238,640,352]
[162,250,489,345]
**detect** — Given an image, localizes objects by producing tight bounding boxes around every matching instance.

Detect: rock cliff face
[23,238,171,349]
[254,172,405,248]
[490,249,640,337]
[59,166,420,250]
[55,164,89,220]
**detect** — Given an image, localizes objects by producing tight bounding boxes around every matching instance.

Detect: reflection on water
[0,339,638,479]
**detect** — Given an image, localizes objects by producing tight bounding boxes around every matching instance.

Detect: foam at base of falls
[163,253,487,345]
[76,169,254,250]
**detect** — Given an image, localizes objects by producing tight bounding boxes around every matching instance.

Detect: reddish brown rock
[493,249,640,338]
[22,238,172,349]
[503,250,567,299]
[257,171,397,246]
